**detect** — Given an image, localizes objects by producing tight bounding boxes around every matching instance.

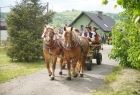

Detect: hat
[85,26,92,30]
[75,29,79,32]
[85,25,91,28]
[93,26,98,30]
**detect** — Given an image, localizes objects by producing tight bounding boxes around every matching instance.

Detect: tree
[110,12,140,69]
[6,0,54,62]
[102,0,140,24]
[102,0,140,69]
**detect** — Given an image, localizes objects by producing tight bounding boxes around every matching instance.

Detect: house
[69,11,115,38]
[0,20,7,30]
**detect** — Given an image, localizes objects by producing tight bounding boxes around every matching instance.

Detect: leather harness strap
[44,39,62,55]
[62,40,80,50]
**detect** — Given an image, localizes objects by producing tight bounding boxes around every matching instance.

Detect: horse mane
[63,27,79,43]
[72,30,79,42]
[41,25,58,40]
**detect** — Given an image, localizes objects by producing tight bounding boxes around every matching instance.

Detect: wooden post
[47,2,49,13]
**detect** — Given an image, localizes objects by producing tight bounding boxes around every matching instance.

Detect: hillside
[51,10,81,27]
[51,10,119,27]
[105,13,120,21]
[0,11,119,27]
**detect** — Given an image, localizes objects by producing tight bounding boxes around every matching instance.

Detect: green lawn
[0,48,44,83]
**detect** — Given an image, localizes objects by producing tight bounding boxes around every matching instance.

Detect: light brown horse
[62,27,89,80]
[42,25,64,80]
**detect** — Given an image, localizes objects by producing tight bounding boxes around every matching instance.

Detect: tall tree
[6,0,54,62]
[102,0,140,24]
[102,0,140,69]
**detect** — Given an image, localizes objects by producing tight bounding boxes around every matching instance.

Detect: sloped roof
[70,11,115,32]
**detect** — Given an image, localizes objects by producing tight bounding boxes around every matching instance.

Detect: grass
[92,67,140,95]
[92,86,140,95]
[0,48,44,83]
[105,66,123,83]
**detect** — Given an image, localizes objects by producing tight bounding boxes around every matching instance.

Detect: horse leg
[66,62,71,80]
[75,61,80,74]
[72,60,78,78]
[59,58,63,75]
[79,58,85,77]
[45,59,52,76]
[50,57,57,80]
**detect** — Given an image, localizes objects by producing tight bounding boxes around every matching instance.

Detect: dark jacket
[84,32,93,38]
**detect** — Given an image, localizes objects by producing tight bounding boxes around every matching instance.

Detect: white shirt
[82,31,96,41]
[91,31,96,36]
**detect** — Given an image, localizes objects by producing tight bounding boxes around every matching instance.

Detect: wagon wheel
[86,59,92,71]
[96,53,102,65]
[86,54,92,71]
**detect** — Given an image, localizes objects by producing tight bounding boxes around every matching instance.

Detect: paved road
[0,45,117,95]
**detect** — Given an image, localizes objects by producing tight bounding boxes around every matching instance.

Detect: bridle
[43,28,63,55]
[62,30,80,50]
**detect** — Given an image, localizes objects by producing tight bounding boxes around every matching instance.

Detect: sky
[0,0,123,13]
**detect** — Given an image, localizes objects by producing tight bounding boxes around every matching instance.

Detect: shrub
[110,12,140,69]
[6,0,54,62]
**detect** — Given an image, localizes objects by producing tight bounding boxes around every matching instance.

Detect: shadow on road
[50,63,116,94]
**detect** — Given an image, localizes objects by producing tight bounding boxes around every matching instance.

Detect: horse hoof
[59,71,62,75]
[49,73,52,76]
[66,77,71,80]
[50,77,55,80]
[80,74,84,77]
[73,74,78,78]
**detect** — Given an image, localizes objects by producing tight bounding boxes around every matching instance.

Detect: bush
[6,0,54,62]
[110,13,140,69]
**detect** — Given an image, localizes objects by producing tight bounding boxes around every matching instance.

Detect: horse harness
[62,39,84,62]
[62,40,80,50]
[44,39,62,56]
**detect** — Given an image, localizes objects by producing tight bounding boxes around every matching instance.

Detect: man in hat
[75,28,81,36]
[92,26,97,37]
[92,26,101,44]
[82,26,96,42]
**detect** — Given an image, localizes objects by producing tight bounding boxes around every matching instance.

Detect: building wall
[71,14,91,30]
[71,14,110,43]
[71,14,106,36]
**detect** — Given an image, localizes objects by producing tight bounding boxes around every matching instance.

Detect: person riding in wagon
[92,26,101,44]
[82,26,101,44]
[82,26,96,43]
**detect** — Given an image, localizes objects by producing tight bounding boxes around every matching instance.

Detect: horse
[42,25,64,80]
[62,27,89,80]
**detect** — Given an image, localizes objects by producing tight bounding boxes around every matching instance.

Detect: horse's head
[63,27,74,47]
[42,25,55,45]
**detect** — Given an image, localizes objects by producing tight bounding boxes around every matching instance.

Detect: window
[104,24,108,27]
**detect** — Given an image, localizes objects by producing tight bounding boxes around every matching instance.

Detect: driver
[82,26,96,42]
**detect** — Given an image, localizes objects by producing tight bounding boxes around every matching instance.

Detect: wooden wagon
[85,42,103,70]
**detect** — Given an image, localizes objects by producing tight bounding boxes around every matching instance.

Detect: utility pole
[47,2,49,13]
[46,2,49,24]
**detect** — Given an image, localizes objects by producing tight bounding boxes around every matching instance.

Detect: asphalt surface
[0,45,117,95]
